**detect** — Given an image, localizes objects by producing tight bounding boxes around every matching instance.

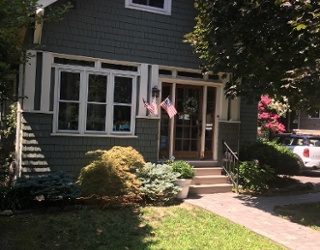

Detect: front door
[159,83,216,160]
[174,85,202,159]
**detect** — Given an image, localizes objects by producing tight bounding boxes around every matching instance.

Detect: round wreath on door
[183,97,199,115]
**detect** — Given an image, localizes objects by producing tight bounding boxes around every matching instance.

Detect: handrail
[222,141,239,193]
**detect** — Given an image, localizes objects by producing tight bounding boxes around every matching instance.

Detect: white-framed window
[125,0,172,15]
[53,66,137,136]
[308,110,320,119]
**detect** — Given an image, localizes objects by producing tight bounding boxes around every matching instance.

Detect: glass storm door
[174,85,202,159]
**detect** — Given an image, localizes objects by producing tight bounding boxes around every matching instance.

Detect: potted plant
[170,160,195,199]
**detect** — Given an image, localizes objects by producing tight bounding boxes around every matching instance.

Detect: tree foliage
[0,0,71,102]
[258,95,287,138]
[186,0,320,109]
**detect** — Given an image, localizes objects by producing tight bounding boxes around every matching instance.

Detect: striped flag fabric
[160,97,177,118]
[143,98,156,115]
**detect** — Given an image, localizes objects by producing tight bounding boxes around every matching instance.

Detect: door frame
[159,78,223,161]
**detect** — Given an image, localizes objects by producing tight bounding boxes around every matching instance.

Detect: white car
[275,134,320,169]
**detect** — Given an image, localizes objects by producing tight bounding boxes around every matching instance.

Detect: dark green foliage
[136,163,180,203]
[240,140,300,175]
[186,0,320,109]
[1,171,80,210]
[170,161,195,179]
[239,161,276,192]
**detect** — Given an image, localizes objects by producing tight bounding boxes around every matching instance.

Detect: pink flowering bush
[258,95,286,138]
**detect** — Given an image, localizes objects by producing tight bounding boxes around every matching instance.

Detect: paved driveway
[186,192,320,250]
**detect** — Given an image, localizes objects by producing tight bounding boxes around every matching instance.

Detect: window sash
[111,75,135,134]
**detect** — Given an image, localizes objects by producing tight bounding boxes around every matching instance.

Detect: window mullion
[79,71,87,134]
[106,73,114,134]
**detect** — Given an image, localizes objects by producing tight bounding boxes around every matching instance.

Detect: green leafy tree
[186,0,320,109]
[0,0,71,102]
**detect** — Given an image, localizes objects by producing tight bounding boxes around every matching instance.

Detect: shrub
[240,140,300,175]
[78,146,145,196]
[102,146,145,172]
[239,161,276,193]
[2,171,80,210]
[136,162,180,203]
[170,161,195,179]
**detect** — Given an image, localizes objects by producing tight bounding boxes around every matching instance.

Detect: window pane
[58,102,79,130]
[149,0,164,8]
[86,104,106,131]
[88,75,107,102]
[113,106,131,132]
[60,72,80,100]
[114,77,132,104]
[309,110,320,118]
[132,0,164,8]
[132,0,148,5]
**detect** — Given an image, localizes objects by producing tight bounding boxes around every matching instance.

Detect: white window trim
[125,0,172,15]
[53,65,137,136]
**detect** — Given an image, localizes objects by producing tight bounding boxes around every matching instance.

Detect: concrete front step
[194,167,223,176]
[192,175,229,185]
[188,160,219,167]
[189,184,233,194]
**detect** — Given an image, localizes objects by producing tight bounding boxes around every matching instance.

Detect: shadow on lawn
[0,207,155,250]
[274,202,320,230]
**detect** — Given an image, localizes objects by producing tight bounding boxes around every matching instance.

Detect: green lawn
[274,202,320,231]
[0,204,283,250]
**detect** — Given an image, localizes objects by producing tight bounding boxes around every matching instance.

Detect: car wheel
[294,155,305,171]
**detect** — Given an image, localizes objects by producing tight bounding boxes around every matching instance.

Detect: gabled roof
[38,0,59,8]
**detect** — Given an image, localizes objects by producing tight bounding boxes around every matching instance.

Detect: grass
[274,202,320,231]
[0,204,283,250]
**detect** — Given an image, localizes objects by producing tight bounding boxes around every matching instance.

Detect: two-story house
[15,0,257,177]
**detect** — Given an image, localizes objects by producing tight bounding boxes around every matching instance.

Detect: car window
[309,138,320,146]
[293,138,304,146]
[276,136,292,146]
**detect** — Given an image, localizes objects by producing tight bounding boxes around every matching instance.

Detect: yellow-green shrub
[77,146,145,196]
[102,146,145,172]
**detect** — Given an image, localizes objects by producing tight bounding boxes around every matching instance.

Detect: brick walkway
[186,192,320,250]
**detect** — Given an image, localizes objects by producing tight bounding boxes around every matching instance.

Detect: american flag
[143,98,157,115]
[161,97,177,118]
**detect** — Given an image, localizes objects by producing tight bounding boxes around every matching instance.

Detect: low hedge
[240,140,300,176]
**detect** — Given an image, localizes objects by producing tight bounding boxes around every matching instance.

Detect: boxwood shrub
[240,140,300,176]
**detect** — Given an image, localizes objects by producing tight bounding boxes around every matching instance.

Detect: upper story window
[125,0,172,15]
[308,110,320,119]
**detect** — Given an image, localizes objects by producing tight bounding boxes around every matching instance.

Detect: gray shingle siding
[239,100,257,148]
[39,0,199,69]
[21,112,159,176]
[299,112,320,130]
[217,122,240,163]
